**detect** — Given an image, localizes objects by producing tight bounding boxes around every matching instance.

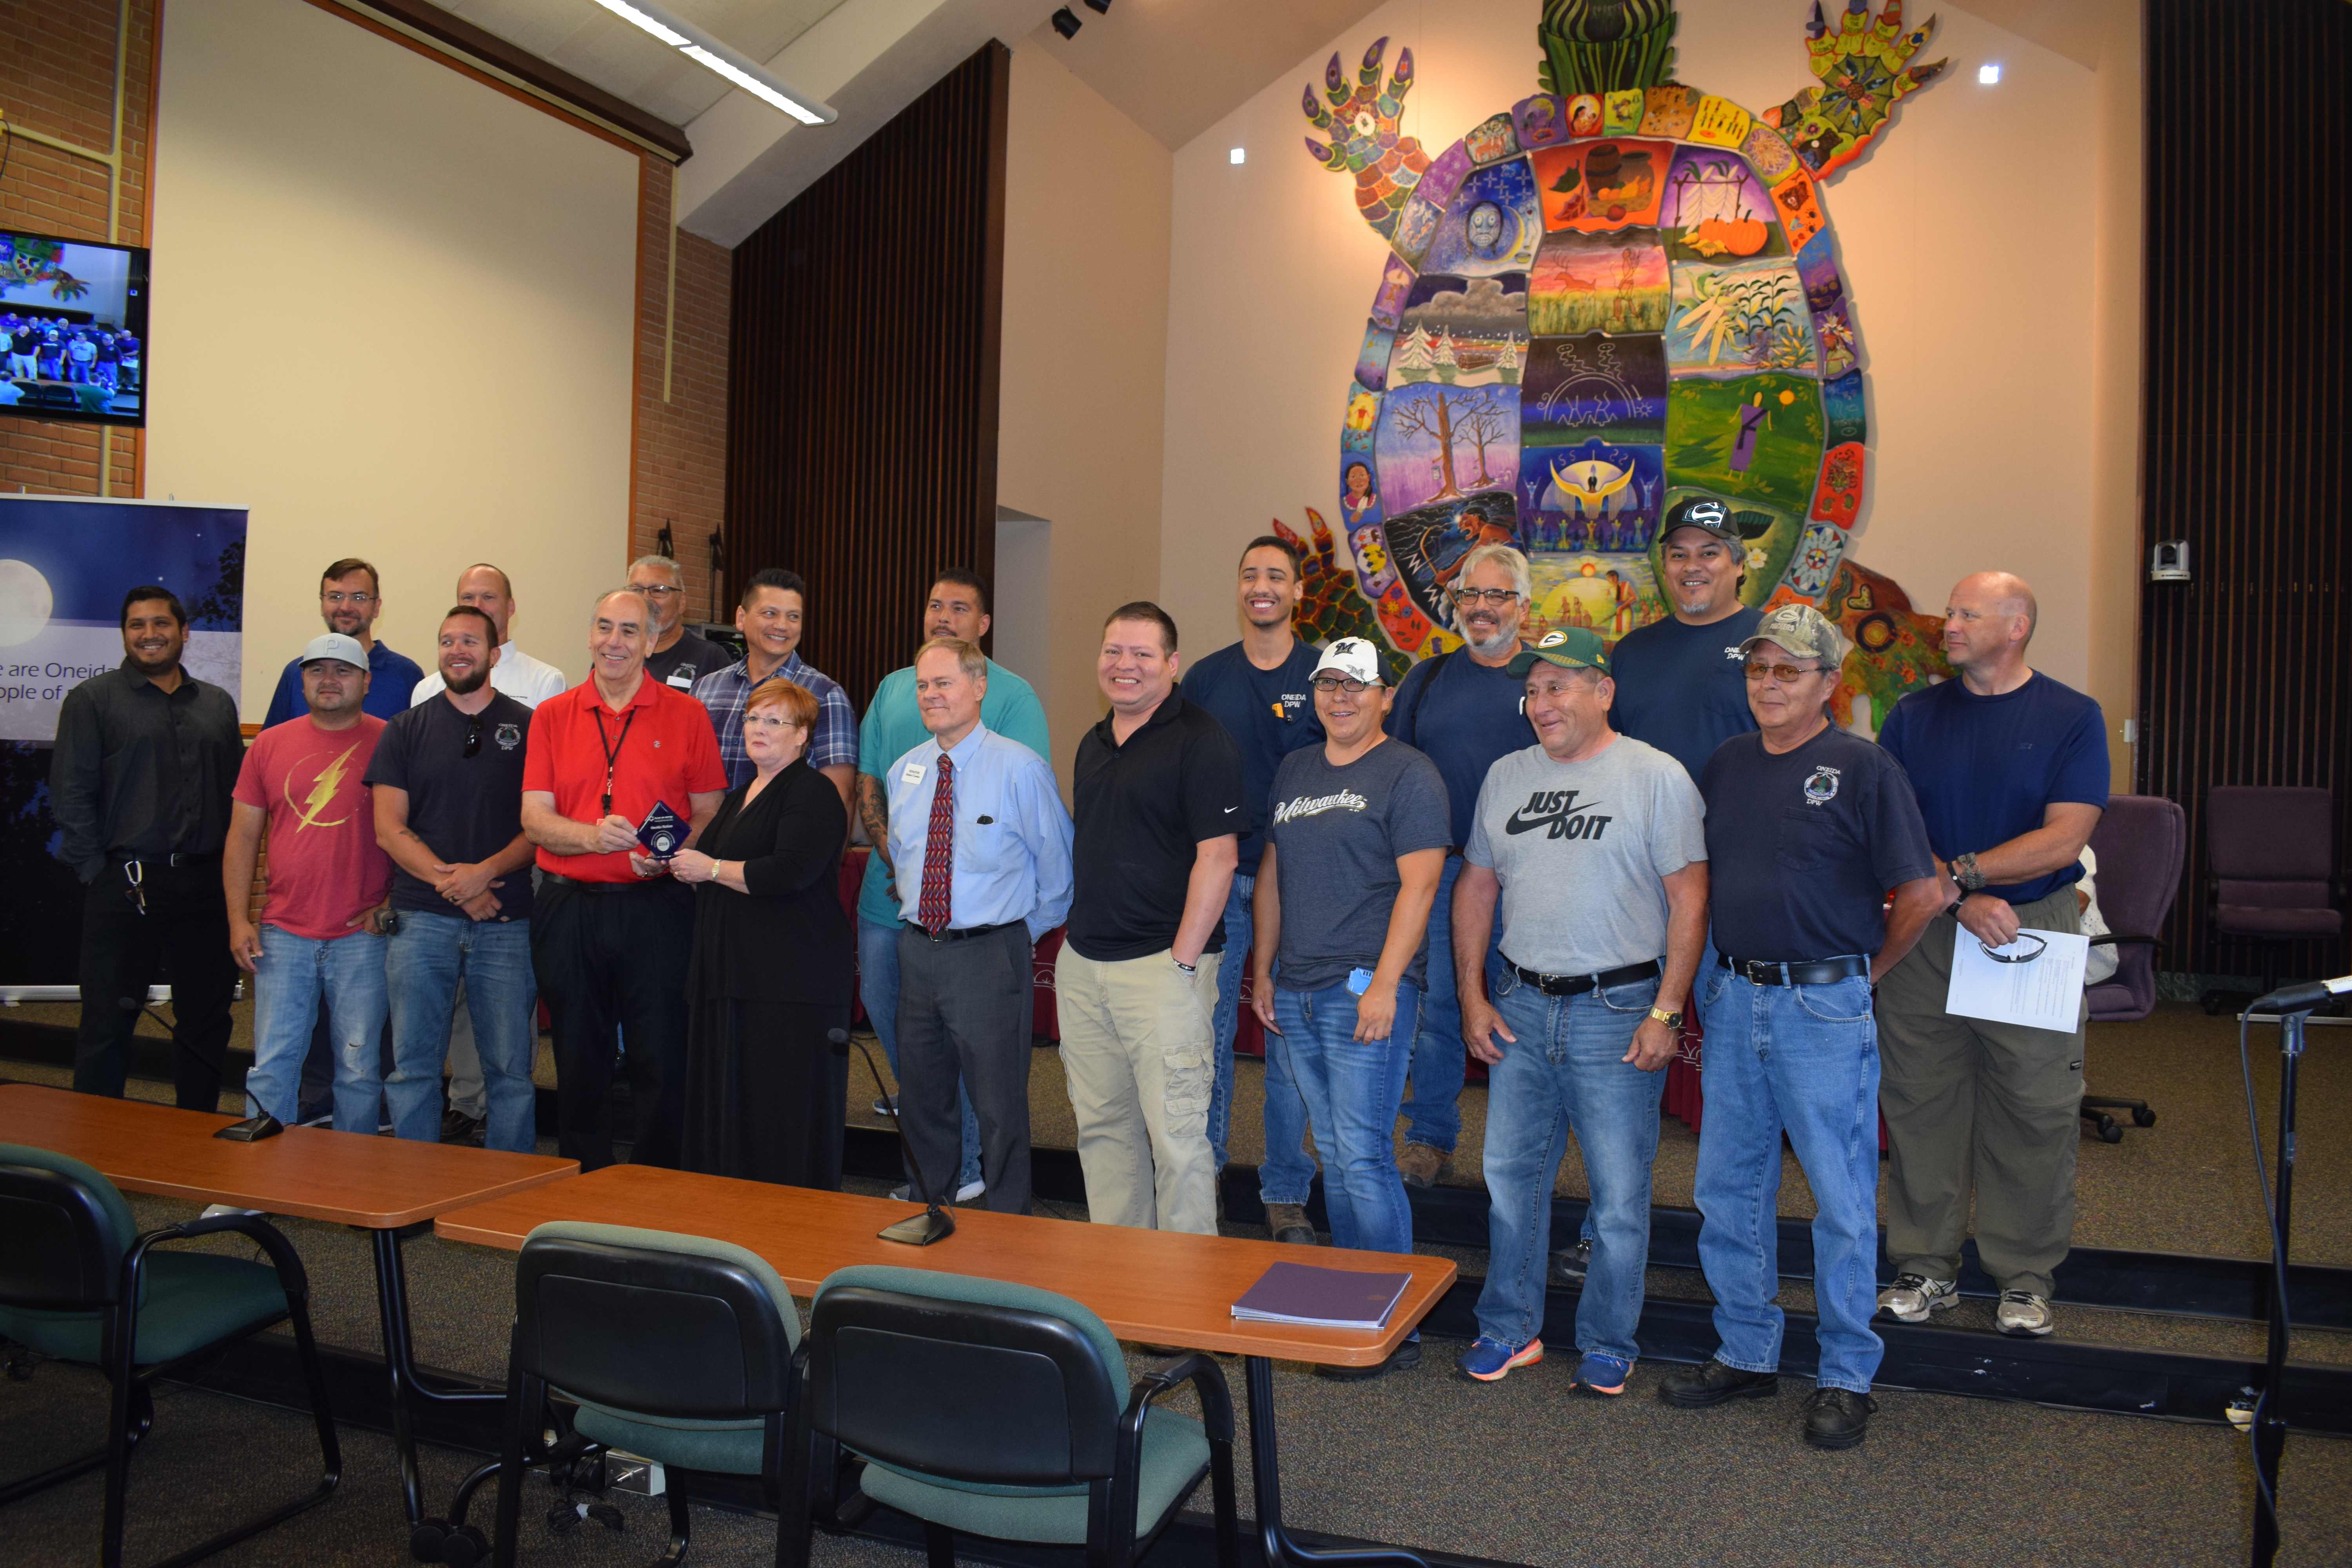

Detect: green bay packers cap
[1738,603,1852,669]
[1506,626,1609,677]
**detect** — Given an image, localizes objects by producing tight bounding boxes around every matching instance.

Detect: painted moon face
[1466,201,1504,251]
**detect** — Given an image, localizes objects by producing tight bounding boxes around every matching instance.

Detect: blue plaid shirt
[691,650,858,788]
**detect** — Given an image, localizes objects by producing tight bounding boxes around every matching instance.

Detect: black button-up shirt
[49,660,244,882]
[1067,691,1243,963]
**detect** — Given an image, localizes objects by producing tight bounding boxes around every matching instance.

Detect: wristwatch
[1952,851,1988,892]
[1648,1005,1684,1029]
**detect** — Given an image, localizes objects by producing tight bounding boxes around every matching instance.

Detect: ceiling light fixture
[589,0,836,123]
[1978,62,2002,84]
[1051,7,1082,38]
[1082,0,1112,14]
[1229,147,1245,165]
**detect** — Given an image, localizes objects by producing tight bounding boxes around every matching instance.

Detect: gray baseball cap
[300,633,368,670]
[1738,604,1851,669]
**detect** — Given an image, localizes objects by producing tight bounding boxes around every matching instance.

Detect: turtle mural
[1301,0,1953,731]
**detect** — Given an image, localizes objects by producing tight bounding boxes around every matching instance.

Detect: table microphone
[829,1028,955,1247]
[2248,975,2352,1014]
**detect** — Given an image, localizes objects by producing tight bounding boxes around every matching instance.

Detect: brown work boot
[1397,1142,1451,1188]
[1265,1203,1317,1245]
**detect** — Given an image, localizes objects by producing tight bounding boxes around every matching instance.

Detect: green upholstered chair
[0,1142,339,1568]
[486,1221,803,1568]
[797,1265,1238,1568]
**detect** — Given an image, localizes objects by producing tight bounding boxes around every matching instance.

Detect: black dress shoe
[439,1108,483,1144]
[1655,1359,1780,1408]
[1800,1387,1877,1449]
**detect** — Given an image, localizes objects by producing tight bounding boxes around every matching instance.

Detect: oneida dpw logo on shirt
[1272,788,1370,825]
[1803,766,1842,806]
[1504,790,1613,841]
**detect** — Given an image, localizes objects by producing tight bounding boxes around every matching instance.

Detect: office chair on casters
[795,1264,1239,1568]
[2200,786,2345,1016]
[0,1142,339,1568]
[2078,795,2186,1141]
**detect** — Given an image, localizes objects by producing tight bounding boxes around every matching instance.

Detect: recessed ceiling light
[1978,63,2002,84]
[588,0,834,123]
[1230,147,1245,165]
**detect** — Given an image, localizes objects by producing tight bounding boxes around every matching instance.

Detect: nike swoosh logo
[1224,806,1239,813]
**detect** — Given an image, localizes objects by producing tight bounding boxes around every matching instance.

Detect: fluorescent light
[1229,147,1245,165]
[1978,63,2001,84]
[589,0,836,124]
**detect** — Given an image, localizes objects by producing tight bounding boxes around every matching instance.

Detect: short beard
[125,643,180,675]
[443,664,490,695]
[1465,617,1519,658]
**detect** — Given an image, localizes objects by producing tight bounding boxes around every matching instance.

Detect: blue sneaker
[1572,1351,1632,1396]
[1455,1335,1543,1383]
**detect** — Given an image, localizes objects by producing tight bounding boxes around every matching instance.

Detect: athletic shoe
[439,1108,484,1145]
[1396,1142,1452,1188]
[955,1178,987,1203]
[1455,1335,1543,1382]
[1655,1359,1779,1407]
[888,1183,914,1201]
[1572,1350,1632,1396]
[1551,1238,1594,1284]
[1877,1273,1959,1322]
[1800,1387,1877,1449]
[1995,1290,2055,1337]
[199,1204,263,1220]
[872,1096,898,1118]
[1264,1202,1317,1245]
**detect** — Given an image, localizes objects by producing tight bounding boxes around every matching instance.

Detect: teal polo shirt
[855,657,1051,927]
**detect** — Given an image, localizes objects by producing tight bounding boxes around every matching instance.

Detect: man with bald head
[411,564,568,708]
[1872,571,2109,1339]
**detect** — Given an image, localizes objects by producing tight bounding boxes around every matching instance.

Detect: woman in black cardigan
[668,678,853,1188]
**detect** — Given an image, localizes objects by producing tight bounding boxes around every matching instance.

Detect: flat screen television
[0,230,149,427]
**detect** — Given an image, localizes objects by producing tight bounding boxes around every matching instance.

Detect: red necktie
[917,754,955,933]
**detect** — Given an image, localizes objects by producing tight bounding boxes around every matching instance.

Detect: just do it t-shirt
[234,714,393,939]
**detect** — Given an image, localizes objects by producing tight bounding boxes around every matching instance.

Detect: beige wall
[996,41,1173,789]
[147,0,639,716]
[1158,0,2136,721]
[2085,0,2143,792]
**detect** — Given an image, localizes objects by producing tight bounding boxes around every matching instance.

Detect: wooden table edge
[111,1157,581,1230]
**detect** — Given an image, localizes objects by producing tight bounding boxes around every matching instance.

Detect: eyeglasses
[1742,660,1823,683]
[322,591,376,607]
[1980,932,2049,964]
[633,583,682,597]
[463,713,483,757]
[1451,587,1523,608]
[1311,676,1371,695]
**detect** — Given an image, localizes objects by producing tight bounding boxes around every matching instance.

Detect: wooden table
[0,1083,577,1531]
[438,1163,1455,1568]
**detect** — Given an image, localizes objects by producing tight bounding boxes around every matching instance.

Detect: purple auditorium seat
[2201,786,2346,1016]
[2078,795,2186,1141]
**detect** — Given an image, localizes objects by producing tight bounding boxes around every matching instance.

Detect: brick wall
[628,156,733,624]
[0,0,156,497]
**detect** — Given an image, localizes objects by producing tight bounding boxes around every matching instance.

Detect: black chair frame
[2080,932,2163,1142]
[0,1170,339,1568]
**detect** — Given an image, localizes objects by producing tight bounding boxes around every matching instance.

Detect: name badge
[666,672,695,689]
[901,761,925,784]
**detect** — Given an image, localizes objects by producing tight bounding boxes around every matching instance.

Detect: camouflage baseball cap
[1506,627,1609,677]
[1738,604,1851,669]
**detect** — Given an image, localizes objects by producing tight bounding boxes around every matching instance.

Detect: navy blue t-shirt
[1385,649,1531,850]
[1700,726,1936,962]
[262,640,425,726]
[1180,639,1324,874]
[1876,671,2109,905]
[1608,605,1763,782]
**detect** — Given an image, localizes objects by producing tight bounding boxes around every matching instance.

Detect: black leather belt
[111,850,215,868]
[1505,958,1661,996]
[542,872,670,895]
[1717,953,1871,986]
[903,920,1020,943]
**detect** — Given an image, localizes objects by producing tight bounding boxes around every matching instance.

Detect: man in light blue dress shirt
[886,637,1074,1214]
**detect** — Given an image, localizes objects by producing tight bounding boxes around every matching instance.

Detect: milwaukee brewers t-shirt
[1263,738,1452,992]
[1464,733,1706,976]
[233,714,393,940]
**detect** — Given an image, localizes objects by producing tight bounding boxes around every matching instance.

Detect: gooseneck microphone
[829,1028,955,1246]
[2248,975,2352,1015]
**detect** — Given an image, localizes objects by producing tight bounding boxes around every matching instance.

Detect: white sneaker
[888,1184,914,1202]
[955,1178,986,1203]
[200,1204,263,1220]
[1877,1273,1959,1322]
[1995,1290,2055,1337]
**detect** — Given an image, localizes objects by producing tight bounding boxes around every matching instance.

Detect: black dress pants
[73,861,238,1111]
[531,876,693,1171]
[896,922,1033,1214]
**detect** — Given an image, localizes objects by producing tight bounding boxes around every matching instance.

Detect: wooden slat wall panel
[725,42,1010,709]
[2137,0,2352,978]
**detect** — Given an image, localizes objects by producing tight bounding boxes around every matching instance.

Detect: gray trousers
[444,981,484,1119]
[1876,885,2088,1298]
[896,922,1034,1214]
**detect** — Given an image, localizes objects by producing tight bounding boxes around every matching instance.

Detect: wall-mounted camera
[2149,541,2190,582]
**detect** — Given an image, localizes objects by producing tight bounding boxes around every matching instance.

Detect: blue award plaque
[636,800,685,861]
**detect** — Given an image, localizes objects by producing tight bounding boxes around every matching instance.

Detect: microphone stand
[2249,1001,2308,1568]
[830,1028,955,1247]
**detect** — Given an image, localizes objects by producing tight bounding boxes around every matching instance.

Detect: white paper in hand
[1945,927,2089,1033]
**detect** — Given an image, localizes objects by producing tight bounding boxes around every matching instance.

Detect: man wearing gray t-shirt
[1450,628,1710,1394]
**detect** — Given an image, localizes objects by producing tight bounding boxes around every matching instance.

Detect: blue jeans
[1694,969,1884,1393]
[1271,981,1417,1254]
[1403,855,1504,1151]
[1209,873,1315,1203]
[387,913,539,1151]
[860,915,980,1192]
[246,926,389,1134]
[1475,969,1664,1359]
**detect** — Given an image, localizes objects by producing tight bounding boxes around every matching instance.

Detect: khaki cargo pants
[1055,946,1221,1235]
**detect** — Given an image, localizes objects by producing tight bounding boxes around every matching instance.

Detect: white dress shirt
[409,640,570,709]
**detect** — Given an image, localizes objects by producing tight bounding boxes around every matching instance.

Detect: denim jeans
[246,925,390,1134]
[1474,968,1663,1359]
[1270,981,1417,1254]
[387,913,539,1151]
[1694,969,1884,1393]
[860,915,980,1191]
[1403,855,1505,1151]
[1208,872,1315,1203]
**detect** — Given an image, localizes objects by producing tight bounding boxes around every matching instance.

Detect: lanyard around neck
[592,705,637,817]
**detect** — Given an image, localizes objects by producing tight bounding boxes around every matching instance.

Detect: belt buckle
[1742,958,1771,986]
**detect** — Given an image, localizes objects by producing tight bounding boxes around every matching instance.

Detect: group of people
[2,312,139,391]
[49,494,2110,1454]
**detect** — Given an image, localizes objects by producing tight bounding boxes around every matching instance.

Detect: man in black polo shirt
[1059,601,1243,1234]
[50,586,245,1109]
[367,607,541,1152]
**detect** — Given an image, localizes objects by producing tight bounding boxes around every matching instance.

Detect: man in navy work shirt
[1873,571,2109,1340]
[1609,494,1764,782]
[1177,534,1323,1241]
[262,557,423,723]
[1383,541,1533,1189]
[1657,604,1943,1451]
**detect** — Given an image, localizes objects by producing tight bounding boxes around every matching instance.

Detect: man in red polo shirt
[522,588,728,1169]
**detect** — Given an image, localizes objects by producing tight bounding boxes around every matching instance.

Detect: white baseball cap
[1311,637,1383,685]
[300,633,368,670]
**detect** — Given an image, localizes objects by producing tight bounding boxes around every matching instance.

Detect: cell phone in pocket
[1347,967,1374,995]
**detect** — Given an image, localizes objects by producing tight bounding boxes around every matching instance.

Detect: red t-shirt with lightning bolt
[234,714,394,939]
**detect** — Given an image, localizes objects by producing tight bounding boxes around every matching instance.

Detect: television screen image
[0,231,150,427]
